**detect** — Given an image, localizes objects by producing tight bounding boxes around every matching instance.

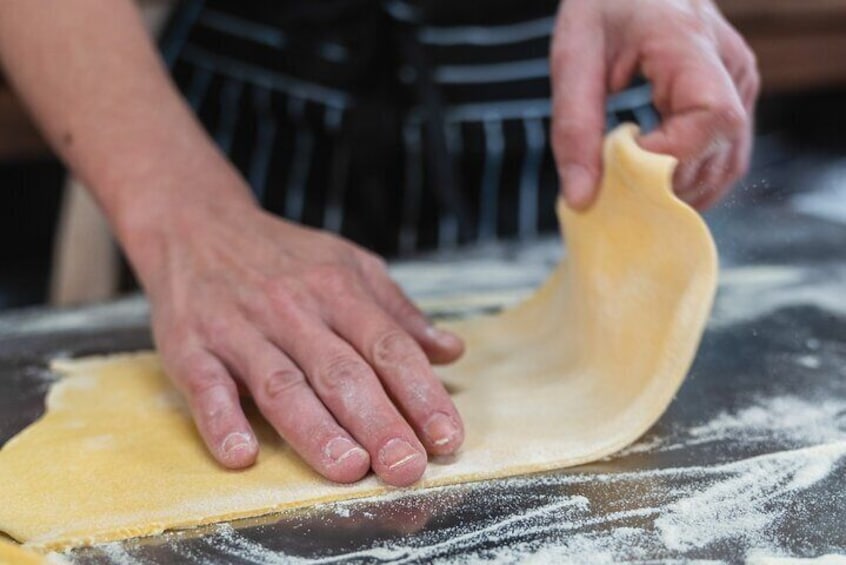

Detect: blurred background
[0,0,845,311]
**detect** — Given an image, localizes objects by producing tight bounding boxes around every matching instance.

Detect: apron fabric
[160,0,659,257]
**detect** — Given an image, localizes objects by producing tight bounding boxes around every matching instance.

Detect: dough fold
[0,125,717,551]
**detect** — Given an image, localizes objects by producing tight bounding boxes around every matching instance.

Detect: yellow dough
[0,125,717,551]
[0,538,64,564]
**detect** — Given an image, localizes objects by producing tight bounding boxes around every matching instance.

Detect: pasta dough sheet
[0,537,62,564]
[0,125,717,551]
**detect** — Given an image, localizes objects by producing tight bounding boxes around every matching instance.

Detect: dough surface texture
[0,125,717,551]
[0,537,61,564]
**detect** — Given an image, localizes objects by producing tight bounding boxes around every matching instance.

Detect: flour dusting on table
[84,417,845,563]
[63,260,846,564]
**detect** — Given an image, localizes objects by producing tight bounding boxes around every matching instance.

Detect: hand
[551,0,759,210]
[0,0,464,487]
[144,200,465,487]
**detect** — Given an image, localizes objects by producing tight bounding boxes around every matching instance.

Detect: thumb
[550,13,607,210]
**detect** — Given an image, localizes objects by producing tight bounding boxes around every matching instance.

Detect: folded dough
[0,125,717,551]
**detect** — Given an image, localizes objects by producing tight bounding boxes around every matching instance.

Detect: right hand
[140,197,465,487]
[551,0,759,211]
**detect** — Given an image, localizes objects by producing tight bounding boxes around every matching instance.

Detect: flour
[747,552,846,565]
[795,355,822,369]
[791,159,846,226]
[204,524,293,564]
[687,396,846,445]
[711,265,846,328]
[96,542,142,564]
[74,390,846,564]
[48,257,846,563]
[654,442,846,551]
[121,442,841,564]
[614,395,846,458]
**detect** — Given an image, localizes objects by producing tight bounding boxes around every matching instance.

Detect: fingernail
[561,164,593,207]
[425,325,462,349]
[221,432,255,458]
[424,412,459,447]
[379,438,423,470]
[324,437,368,465]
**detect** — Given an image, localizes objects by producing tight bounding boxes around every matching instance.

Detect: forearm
[0,1,470,486]
[0,0,256,280]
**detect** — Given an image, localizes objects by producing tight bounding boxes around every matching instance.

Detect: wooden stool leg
[49,178,120,306]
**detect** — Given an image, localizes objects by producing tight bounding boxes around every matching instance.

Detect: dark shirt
[161,1,657,256]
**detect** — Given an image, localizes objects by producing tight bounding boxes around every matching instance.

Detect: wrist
[100,140,259,292]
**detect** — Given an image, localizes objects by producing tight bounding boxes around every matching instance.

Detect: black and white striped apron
[160,0,658,257]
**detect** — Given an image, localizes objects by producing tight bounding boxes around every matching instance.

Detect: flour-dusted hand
[0,0,464,488]
[551,0,759,210]
[145,195,466,487]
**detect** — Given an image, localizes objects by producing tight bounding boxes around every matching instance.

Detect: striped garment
[160,0,658,256]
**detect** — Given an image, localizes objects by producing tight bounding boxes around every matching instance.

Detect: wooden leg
[49,178,120,306]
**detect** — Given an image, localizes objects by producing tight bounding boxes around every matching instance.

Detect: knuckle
[679,3,711,33]
[261,368,307,401]
[358,251,388,275]
[743,44,759,73]
[178,354,230,399]
[689,16,709,36]
[306,264,357,296]
[749,75,761,99]
[312,230,347,252]
[712,101,746,133]
[747,65,762,96]
[391,293,424,323]
[550,119,592,164]
[199,316,233,351]
[262,277,301,315]
[316,355,370,395]
[155,322,193,357]
[372,330,418,368]
[549,43,576,74]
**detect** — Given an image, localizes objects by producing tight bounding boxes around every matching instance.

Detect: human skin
[0,0,756,486]
[553,0,759,210]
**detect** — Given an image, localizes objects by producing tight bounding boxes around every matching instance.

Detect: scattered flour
[120,442,842,564]
[654,442,846,552]
[55,259,846,563]
[95,541,143,564]
[614,394,846,458]
[711,265,846,328]
[330,504,351,518]
[747,551,846,565]
[687,396,846,445]
[791,160,846,226]
[795,355,822,370]
[77,392,846,564]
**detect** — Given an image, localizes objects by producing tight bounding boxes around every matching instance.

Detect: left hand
[550,0,759,210]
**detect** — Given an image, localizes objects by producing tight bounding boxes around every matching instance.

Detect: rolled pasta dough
[0,125,717,551]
